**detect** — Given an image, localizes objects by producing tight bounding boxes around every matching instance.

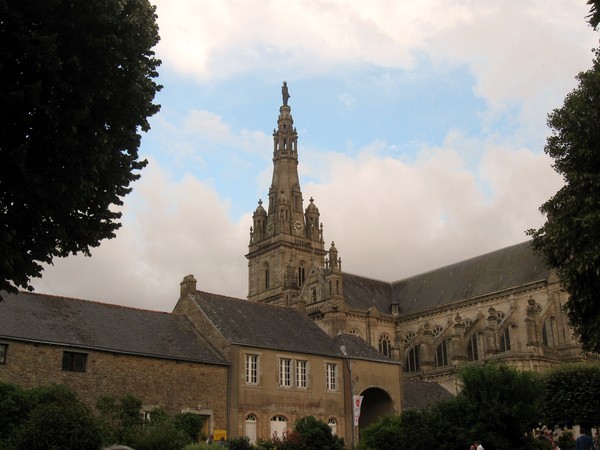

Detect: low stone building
[0,291,229,437]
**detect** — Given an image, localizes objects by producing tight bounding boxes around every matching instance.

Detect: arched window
[435,338,450,367]
[264,263,270,290]
[378,334,392,357]
[270,415,287,439]
[405,345,420,373]
[403,331,416,343]
[327,418,337,435]
[298,263,305,287]
[466,334,479,361]
[542,317,556,347]
[348,328,361,337]
[499,327,511,352]
[432,325,444,338]
[245,414,257,445]
[311,287,317,302]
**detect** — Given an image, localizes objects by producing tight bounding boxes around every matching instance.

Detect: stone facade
[0,339,228,434]
[246,84,597,398]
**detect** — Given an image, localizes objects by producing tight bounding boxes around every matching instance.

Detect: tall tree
[527,45,600,353]
[0,0,161,295]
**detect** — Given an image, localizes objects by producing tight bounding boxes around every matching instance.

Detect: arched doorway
[358,387,394,428]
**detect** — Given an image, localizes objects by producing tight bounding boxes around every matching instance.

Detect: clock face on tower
[293,220,304,234]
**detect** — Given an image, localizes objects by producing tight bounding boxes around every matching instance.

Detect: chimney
[180,274,197,300]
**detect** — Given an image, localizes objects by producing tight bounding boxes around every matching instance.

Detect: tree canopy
[527,46,600,353]
[0,0,161,295]
[360,363,544,450]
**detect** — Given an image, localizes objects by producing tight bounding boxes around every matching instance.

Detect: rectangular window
[0,344,7,364]
[326,363,337,391]
[62,351,87,372]
[279,358,292,387]
[296,360,308,388]
[245,354,259,384]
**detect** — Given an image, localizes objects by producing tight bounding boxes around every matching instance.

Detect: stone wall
[0,339,228,431]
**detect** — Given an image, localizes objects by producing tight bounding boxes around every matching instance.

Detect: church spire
[246,82,328,304]
[265,82,303,238]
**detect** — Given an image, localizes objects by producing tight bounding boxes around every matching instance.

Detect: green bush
[292,415,344,449]
[127,420,192,450]
[175,412,205,442]
[228,435,254,450]
[9,385,102,450]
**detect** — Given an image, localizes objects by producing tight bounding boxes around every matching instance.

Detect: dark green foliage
[360,412,425,450]
[174,412,205,443]
[9,384,102,450]
[359,364,544,450]
[457,363,544,449]
[227,436,254,450]
[558,430,576,450]
[527,48,600,353]
[0,382,31,445]
[127,420,192,450]
[588,0,600,29]
[542,363,600,429]
[97,393,144,444]
[292,415,345,449]
[0,0,161,294]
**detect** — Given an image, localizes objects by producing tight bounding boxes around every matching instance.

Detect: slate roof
[341,273,393,313]
[0,291,228,365]
[392,241,548,314]
[190,291,343,358]
[333,333,400,364]
[403,380,454,410]
[342,241,548,316]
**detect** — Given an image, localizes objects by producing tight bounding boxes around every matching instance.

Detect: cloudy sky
[32,0,598,312]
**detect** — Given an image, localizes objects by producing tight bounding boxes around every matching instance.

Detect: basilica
[0,83,594,446]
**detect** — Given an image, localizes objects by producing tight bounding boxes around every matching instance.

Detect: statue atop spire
[282,81,290,106]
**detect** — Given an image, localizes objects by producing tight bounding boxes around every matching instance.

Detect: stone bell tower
[246,82,329,305]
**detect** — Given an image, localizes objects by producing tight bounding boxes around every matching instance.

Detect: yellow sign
[213,429,227,442]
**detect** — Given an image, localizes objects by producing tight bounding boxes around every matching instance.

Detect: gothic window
[499,327,511,352]
[336,280,340,294]
[326,363,337,391]
[348,328,361,337]
[463,318,473,330]
[264,264,270,290]
[298,264,305,287]
[245,354,259,384]
[435,338,450,367]
[432,325,444,338]
[329,280,332,295]
[311,287,317,303]
[403,331,416,344]
[542,317,556,347]
[279,358,292,387]
[405,345,420,373]
[466,334,480,361]
[378,334,392,357]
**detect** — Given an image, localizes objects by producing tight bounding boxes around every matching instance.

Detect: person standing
[576,428,595,450]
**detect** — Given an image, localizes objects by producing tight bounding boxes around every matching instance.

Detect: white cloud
[32,160,249,311]
[302,135,563,282]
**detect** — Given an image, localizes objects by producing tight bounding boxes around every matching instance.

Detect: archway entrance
[358,387,394,428]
